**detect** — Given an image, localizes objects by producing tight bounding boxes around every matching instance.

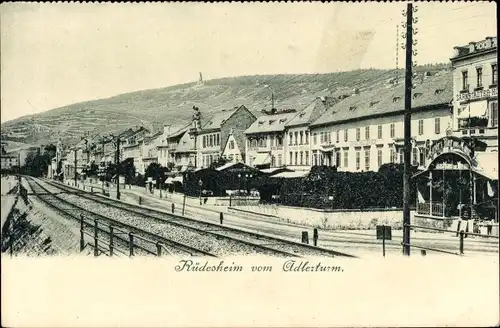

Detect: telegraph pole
[74,148,78,186]
[402,3,414,256]
[115,136,121,200]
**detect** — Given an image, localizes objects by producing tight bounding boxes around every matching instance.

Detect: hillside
[1,63,449,146]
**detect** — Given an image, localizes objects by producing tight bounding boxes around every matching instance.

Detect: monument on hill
[197,72,204,86]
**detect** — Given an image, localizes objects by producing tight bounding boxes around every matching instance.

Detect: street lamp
[198,179,203,205]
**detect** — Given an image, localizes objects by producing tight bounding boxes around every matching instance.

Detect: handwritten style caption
[174,260,344,273]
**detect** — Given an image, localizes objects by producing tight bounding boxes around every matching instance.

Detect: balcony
[417,202,445,218]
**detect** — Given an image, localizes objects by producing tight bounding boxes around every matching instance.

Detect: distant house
[0,154,18,170]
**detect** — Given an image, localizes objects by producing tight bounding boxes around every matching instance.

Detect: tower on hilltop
[197,72,204,86]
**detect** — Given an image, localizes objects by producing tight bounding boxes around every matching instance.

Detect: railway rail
[41,178,356,257]
[26,177,216,257]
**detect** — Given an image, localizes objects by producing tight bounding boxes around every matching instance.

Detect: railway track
[26,177,216,257]
[42,178,356,257]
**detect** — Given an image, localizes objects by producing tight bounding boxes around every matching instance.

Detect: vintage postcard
[1,1,498,327]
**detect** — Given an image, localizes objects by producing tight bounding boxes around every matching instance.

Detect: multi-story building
[245,111,297,168]
[196,105,256,168]
[284,97,338,171]
[310,70,454,172]
[0,154,19,170]
[141,131,162,172]
[451,36,497,150]
[172,128,196,169]
[156,125,172,167]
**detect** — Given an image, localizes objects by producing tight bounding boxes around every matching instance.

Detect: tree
[119,158,136,183]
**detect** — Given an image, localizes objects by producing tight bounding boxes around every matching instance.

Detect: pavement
[65,179,499,257]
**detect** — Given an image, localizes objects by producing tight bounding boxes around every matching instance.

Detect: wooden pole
[402,3,414,256]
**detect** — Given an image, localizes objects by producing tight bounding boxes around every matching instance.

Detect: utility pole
[402,3,415,256]
[74,148,78,186]
[115,136,121,200]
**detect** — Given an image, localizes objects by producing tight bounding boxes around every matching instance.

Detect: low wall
[231,204,421,230]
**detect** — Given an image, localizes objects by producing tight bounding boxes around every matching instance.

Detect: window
[412,148,418,166]
[305,151,309,165]
[419,148,426,166]
[336,131,340,143]
[462,70,469,90]
[390,123,395,138]
[203,136,207,148]
[216,134,220,146]
[295,152,298,165]
[434,118,441,134]
[418,120,424,135]
[300,131,304,145]
[399,149,404,164]
[344,129,348,142]
[389,149,395,163]
[209,135,213,147]
[277,135,283,146]
[336,151,341,167]
[278,154,282,167]
[271,155,276,167]
[294,132,298,145]
[492,64,498,85]
[300,151,303,165]
[356,128,360,141]
[235,154,239,162]
[229,140,235,149]
[491,101,498,127]
[343,151,348,168]
[313,133,317,145]
[476,67,483,88]
[289,132,293,146]
[313,153,317,166]
[365,126,370,140]
[270,135,275,147]
[356,151,360,170]
[377,149,383,168]
[305,131,309,144]
[377,125,382,139]
[289,152,292,165]
[364,149,370,171]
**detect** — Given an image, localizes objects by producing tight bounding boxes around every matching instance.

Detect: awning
[271,171,310,179]
[260,167,283,174]
[165,177,174,184]
[172,176,184,184]
[252,153,271,166]
[474,152,498,180]
[457,101,488,119]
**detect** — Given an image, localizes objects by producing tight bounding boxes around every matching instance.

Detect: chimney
[163,124,171,137]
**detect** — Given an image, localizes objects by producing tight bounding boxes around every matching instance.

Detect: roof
[168,124,190,139]
[451,36,497,61]
[174,130,195,153]
[270,170,310,179]
[201,106,242,131]
[311,70,453,127]
[286,96,338,127]
[245,111,298,134]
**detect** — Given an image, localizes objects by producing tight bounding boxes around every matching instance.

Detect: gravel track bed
[50,180,343,257]
[35,179,290,257]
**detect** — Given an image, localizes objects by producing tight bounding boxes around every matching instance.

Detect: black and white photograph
[1,1,498,327]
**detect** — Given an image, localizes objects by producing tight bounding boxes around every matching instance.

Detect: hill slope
[1,64,449,146]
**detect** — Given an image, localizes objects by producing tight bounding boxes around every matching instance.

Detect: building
[141,131,162,172]
[120,126,150,175]
[450,36,497,150]
[245,111,298,169]
[310,70,454,172]
[172,127,196,169]
[156,125,172,167]
[413,36,498,222]
[284,96,338,171]
[195,105,256,168]
[0,154,19,170]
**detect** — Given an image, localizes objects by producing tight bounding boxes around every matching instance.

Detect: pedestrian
[204,196,208,205]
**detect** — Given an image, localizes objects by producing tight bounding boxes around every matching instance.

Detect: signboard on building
[427,137,474,167]
[456,87,497,102]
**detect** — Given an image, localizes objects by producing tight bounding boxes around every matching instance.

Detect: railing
[79,214,172,257]
[402,221,499,256]
[416,202,444,217]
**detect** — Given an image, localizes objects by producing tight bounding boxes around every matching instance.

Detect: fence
[79,214,172,257]
[402,221,499,256]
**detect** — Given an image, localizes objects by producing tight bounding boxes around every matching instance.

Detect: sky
[1,2,497,123]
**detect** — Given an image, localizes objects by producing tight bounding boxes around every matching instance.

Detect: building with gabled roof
[284,96,339,171]
[196,105,256,168]
[245,110,298,169]
[309,70,454,172]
